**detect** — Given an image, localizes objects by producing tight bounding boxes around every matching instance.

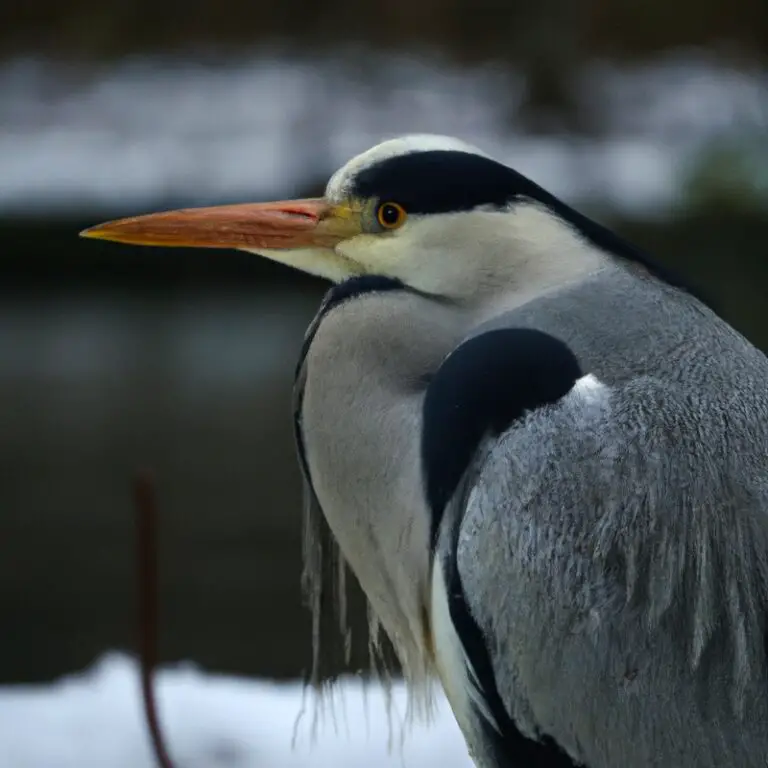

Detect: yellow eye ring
[376,202,407,230]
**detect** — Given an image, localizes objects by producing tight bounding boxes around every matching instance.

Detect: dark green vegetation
[4,0,764,60]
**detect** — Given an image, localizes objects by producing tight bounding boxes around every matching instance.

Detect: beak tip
[79,226,104,240]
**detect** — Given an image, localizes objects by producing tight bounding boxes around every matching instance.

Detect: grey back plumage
[451,264,768,766]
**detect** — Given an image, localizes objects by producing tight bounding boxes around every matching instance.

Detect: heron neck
[298,289,467,681]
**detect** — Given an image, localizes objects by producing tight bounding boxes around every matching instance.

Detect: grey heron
[81,134,768,768]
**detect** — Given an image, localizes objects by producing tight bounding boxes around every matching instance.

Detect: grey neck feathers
[299,290,466,691]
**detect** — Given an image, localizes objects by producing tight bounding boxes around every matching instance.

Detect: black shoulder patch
[444,544,584,767]
[351,149,711,307]
[422,327,582,546]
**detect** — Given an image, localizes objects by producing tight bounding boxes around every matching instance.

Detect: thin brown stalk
[133,470,174,768]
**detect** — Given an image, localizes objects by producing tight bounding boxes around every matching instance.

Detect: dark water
[1,210,767,686]
[0,289,324,683]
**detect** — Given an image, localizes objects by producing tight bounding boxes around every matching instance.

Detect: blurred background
[1,1,767,764]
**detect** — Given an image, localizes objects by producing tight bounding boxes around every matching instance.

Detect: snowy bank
[0,653,471,767]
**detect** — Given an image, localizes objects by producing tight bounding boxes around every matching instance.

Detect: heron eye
[376,202,407,229]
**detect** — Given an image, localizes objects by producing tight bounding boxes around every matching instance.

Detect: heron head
[81,134,604,300]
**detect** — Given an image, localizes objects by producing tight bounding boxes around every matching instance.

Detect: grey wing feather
[457,375,768,768]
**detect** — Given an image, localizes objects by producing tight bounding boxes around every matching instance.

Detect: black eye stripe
[354,151,522,215]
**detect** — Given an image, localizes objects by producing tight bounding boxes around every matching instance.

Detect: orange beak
[80,198,361,250]
[80,197,365,281]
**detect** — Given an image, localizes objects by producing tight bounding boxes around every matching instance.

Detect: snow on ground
[0,50,765,216]
[0,653,472,768]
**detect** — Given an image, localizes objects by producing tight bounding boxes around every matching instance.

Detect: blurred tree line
[1,0,766,123]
